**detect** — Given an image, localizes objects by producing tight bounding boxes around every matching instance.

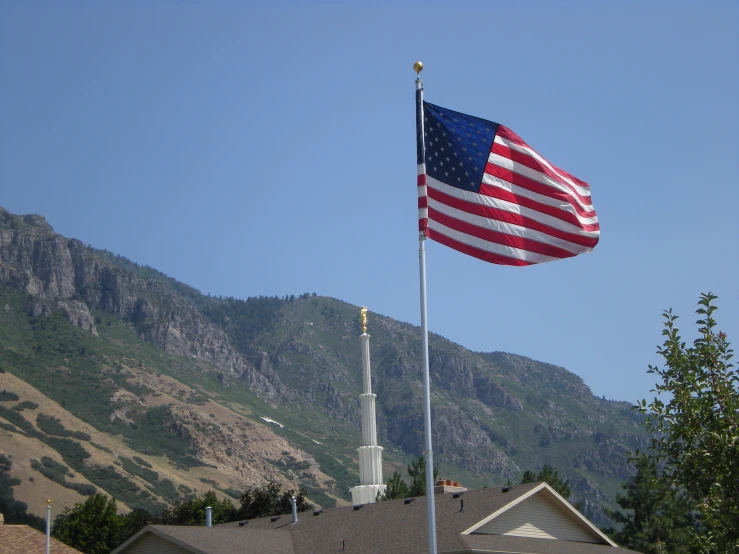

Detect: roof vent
[452,492,464,498]
[238,520,248,527]
[289,495,298,525]
[502,486,512,493]
[403,498,415,504]
[313,509,323,516]
[271,516,281,522]
[353,505,363,511]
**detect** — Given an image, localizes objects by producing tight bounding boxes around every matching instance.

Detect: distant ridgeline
[0,206,647,525]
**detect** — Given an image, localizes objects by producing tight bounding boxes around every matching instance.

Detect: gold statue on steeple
[360,307,368,334]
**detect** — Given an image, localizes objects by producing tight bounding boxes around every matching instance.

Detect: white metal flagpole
[46,499,51,554]
[414,60,438,554]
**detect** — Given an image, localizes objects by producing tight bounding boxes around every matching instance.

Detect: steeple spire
[350,307,386,505]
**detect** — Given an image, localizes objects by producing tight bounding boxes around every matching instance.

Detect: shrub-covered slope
[0,207,647,525]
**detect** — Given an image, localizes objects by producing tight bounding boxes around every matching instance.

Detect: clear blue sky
[1,1,737,403]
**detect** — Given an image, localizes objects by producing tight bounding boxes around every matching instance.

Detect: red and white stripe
[418,125,599,267]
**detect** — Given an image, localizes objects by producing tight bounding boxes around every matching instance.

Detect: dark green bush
[0,406,34,431]
[65,482,97,496]
[119,456,159,484]
[90,442,113,454]
[132,456,153,468]
[11,401,39,412]
[36,414,72,437]
[30,457,69,484]
[0,390,19,402]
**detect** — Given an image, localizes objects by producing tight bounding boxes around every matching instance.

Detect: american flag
[417,101,599,266]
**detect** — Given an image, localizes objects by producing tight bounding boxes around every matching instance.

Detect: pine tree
[380,471,409,500]
[605,455,694,554]
[407,455,439,497]
[520,464,572,500]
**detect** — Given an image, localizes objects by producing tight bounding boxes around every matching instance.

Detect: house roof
[0,524,82,554]
[140,527,295,554]
[114,483,639,554]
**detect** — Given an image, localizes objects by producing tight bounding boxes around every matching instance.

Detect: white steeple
[350,307,386,505]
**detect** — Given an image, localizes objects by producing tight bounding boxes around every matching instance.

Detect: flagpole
[415,61,438,554]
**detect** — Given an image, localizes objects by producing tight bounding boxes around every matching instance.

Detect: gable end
[462,483,616,546]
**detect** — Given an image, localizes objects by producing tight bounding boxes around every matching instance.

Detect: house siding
[119,533,193,554]
[473,492,600,543]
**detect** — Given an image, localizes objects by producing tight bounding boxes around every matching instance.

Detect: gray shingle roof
[148,526,294,554]
[115,483,640,554]
[228,482,543,553]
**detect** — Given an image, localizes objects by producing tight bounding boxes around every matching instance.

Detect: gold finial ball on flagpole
[414,61,424,74]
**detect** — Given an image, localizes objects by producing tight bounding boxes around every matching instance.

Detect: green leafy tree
[0,453,44,530]
[637,293,738,553]
[237,481,311,520]
[52,494,123,554]
[159,490,237,526]
[407,455,439,498]
[520,464,572,500]
[119,508,153,545]
[379,471,410,500]
[605,454,694,554]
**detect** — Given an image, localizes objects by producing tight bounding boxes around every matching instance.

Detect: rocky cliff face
[0,207,283,401]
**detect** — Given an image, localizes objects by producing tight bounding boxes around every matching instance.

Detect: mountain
[0,207,647,525]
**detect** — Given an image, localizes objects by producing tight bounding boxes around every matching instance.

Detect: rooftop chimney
[290,495,298,524]
[205,506,212,528]
[434,480,467,494]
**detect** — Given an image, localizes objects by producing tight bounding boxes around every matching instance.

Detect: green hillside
[0,207,649,526]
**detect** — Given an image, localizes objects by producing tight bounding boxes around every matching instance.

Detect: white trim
[461,483,617,547]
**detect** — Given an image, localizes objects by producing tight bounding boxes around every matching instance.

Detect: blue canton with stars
[422,102,499,193]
